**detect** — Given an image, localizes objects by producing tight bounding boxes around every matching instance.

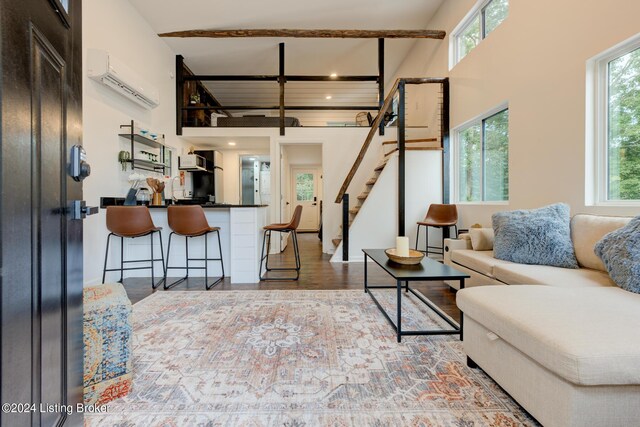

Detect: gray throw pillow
[492,203,579,268]
[594,215,640,293]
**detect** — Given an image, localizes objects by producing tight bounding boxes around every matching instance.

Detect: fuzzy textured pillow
[470,228,494,251]
[594,215,640,293]
[492,203,579,268]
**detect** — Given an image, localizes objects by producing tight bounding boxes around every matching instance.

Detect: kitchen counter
[100,198,269,284]
[100,197,267,209]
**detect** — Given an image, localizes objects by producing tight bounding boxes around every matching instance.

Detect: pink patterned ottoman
[83,283,133,405]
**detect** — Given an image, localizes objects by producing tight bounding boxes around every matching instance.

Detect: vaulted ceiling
[129,0,444,124]
[129,0,444,76]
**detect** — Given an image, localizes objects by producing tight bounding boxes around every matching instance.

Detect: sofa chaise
[444,214,640,427]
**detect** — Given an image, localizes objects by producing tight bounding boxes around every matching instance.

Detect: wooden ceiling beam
[159,29,446,39]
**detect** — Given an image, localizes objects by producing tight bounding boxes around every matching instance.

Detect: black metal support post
[378,38,385,136]
[441,78,450,203]
[176,55,184,136]
[398,80,406,236]
[342,193,349,262]
[279,42,285,136]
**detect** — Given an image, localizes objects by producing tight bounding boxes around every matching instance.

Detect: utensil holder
[151,193,163,206]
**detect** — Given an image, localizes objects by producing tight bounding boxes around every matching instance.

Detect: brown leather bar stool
[164,205,224,290]
[260,205,303,281]
[415,204,458,257]
[102,206,165,288]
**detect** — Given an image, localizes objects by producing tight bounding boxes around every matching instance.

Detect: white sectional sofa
[444,214,640,427]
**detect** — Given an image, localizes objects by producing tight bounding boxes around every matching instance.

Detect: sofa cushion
[571,214,631,271]
[457,285,640,386]
[469,228,494,251]
[594,215,640,293]
[493,203,579,269]
[450,250,511,278]
[493,263,616,288]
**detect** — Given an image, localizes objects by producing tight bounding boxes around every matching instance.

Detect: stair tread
[366,177,378,185]
[332,238,342,246]
[382,137,438,145]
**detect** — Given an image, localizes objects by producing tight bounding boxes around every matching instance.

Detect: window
[589,35,640,204]
[451,0,509,68]
[295,173,314,201]
[455,108,509,203]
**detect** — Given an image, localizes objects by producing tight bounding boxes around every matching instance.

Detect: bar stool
[164,205,224,290]
[102,206,165,289]
[415,204,458,257]
[260,205,303,281]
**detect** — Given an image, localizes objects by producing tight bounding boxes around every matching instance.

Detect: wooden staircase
[331,138,442,249]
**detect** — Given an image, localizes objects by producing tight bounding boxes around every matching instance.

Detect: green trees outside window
[455,0,509,63]
[458,109,509,202]
[608,47,640,201]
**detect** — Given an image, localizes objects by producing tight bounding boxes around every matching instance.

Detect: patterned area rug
[85,290,537,426]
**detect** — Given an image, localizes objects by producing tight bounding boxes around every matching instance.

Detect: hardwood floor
[119,232,461,322]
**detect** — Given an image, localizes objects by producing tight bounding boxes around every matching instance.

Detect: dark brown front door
[1,0,84,426]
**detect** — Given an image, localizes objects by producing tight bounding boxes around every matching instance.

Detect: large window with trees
[590,36,640,204]
[455,108,509,203]
[451,0,509,68]
[605,46,640,201]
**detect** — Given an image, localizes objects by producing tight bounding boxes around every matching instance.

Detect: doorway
[279,144,323,250]
[240,155,271,205]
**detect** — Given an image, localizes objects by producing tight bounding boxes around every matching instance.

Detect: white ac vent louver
[87,49,160,109]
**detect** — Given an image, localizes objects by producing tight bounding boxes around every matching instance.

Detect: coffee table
[363,249,470,343]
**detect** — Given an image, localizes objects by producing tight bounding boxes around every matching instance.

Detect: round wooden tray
[385,248,425,265]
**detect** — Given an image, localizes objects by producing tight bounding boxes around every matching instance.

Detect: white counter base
[103,207,267,284]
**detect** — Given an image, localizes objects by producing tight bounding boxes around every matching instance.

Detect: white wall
[393,0,640,227]
[82,0,191,285]
[331,151,443,261]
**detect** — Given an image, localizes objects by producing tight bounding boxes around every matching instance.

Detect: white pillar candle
[396,236,410,257]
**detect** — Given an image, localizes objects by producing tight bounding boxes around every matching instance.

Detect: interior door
[291,167,321,232]
[1,0,84,426]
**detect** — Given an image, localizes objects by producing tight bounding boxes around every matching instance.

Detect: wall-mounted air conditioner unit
[87,49,160,109]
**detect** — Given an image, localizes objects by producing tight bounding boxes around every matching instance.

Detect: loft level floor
[120,233,461,322]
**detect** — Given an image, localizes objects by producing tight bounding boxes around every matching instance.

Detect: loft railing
[335,77,450,261]
[175,39,388,136]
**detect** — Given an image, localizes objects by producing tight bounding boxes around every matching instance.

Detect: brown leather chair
[260,205,303,281]
[164,205,224,290]
[416,204,458,257]
[102,206,165,289]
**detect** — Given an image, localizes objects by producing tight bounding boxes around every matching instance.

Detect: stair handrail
[334,78,401,203]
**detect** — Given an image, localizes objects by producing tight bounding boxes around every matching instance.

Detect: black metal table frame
[364,252,465,343]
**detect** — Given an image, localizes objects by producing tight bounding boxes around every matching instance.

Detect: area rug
[85,290,537,426]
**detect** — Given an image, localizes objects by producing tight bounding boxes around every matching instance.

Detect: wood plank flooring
[119,232,461,322]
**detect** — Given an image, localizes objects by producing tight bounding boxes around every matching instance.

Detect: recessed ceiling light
[330,73,338,78]
[228,141,236,146]
[325,95,332,100]
[249,157,256,161]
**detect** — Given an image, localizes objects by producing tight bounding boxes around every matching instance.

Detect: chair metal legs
[102,231,165,288]
[259,229,301,281]
[415,224,458,257]
[164,230,225,290]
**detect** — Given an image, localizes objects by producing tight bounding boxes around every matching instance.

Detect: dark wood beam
[279,42,285,136]
[159,29,446,39]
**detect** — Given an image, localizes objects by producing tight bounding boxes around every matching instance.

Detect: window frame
[452,103,510,205]
[587,33,640,206]
[449,0,508,70]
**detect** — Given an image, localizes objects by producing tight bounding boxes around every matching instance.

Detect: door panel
[33,28,67,427]
[291,168,320,231]
[1,0,83,425]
